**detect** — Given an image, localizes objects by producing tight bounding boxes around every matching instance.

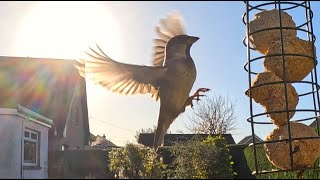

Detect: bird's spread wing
[75,45,167,101]
[152,11,186,66]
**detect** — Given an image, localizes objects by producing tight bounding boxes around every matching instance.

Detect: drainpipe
[63,85,78,138]
[21,115,26,179]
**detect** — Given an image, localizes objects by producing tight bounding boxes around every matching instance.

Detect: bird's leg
[184,88,210,109]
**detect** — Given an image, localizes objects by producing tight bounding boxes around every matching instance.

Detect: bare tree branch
[186,93,237,135]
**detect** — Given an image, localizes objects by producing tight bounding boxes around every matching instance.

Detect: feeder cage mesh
[243,0,320,177]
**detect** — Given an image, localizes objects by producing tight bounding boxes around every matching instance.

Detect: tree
[186,93,237,134]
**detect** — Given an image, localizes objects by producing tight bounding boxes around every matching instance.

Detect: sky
[1,1,320,146]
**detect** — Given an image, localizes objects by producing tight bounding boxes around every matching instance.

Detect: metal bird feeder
[243,1,320,177]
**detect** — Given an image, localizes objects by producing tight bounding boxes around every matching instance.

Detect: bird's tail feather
[153,126,165,151]
[153,107,179,151]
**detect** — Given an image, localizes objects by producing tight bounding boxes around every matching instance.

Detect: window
[23,129,39,167]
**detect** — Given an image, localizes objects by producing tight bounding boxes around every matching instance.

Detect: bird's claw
[197,88,210,93]
[191,88,210,102]
[194,94,206,102]
[185,88,210,109]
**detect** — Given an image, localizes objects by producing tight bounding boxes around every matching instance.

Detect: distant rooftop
[237,134,263,145]
[91,135,118,150]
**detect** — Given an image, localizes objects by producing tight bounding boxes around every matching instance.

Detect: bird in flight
[75,11,210,151]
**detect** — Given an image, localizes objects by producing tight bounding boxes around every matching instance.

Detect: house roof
[17,104,54,126]
[138,133,236,147]
[91,135,118,149]
[0,56,90,143]
[237,134,263,145]
[0,105,54,128]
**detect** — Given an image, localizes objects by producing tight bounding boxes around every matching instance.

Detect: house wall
[48,89,87,151]
[0,109,50,179]
[64,94,85,149]
[0,56,90,154]
[0,114,22,178]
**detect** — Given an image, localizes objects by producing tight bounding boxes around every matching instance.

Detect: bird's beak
[188,36,200,44]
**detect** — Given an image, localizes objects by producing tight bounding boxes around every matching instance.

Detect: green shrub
[244,144,320,179]
[108,143,166,179]
[168,135,234,179]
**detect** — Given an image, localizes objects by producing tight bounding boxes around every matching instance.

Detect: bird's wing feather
[152,11,186,66]
[75,44,166,101]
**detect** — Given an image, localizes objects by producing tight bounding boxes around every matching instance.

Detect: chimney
[102,134,106,139]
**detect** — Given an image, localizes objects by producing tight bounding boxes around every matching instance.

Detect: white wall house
[0,105,53,179]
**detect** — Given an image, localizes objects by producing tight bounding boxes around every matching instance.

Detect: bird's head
[165,35,199,59]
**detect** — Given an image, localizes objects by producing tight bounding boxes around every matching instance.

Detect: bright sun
[15,1,121,60]
[14,1,124,138]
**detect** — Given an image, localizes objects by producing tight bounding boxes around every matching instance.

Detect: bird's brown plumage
[75,45,166,101]
[74,11,202,151]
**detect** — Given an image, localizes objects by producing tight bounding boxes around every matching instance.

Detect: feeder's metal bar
[277,0,295,171]
[307,1,320,136]
[245,1,260,175]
